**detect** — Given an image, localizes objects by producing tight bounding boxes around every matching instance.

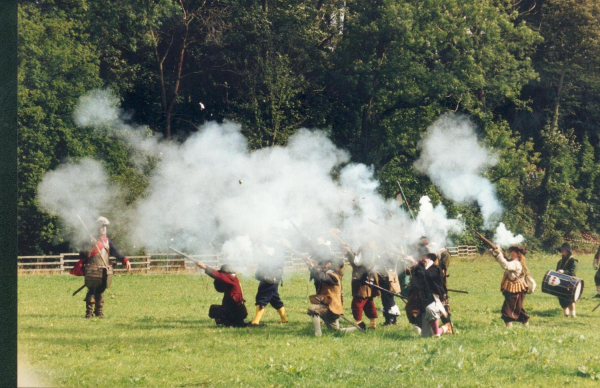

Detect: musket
[279,238,319,267]
[368,218,407,238]
[72,284,86,296]
[364,280,407,304]
[339,314,367,334]
[396,181,415,221]
[169,247,201,264]
[446,288,469,294]
[329,230,356,257]
[290,221,313,243]
[475,232,498,250]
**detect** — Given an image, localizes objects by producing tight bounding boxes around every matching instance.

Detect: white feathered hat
[96,216,110,226]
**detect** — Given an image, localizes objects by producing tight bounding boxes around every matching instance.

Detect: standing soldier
[406,253,452,337]
[306,257,345,336]
[555,243,578,317]
[344,241,380,330]
[70,217,131,318]
[594,245,600,298]
[195,261,248,327]
[249,244,287,326]
[376,249,402,325]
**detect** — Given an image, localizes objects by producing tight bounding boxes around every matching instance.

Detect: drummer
[555,243,578,318]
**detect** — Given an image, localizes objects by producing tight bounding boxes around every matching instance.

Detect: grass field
[18,253,600,387]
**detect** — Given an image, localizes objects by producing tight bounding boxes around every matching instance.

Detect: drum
[541,270,584,303]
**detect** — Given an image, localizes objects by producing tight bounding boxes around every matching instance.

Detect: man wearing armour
[70,217,131,318]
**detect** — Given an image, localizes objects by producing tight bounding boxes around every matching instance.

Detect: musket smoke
[39,89,468,271]
[414,114,502,228]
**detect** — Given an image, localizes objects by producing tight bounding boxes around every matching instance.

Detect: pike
[364,280,407,304]
[169,247,201,264]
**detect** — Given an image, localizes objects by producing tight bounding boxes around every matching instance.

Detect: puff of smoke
[37,158,123,247]
[129,123,357,260]
[493,222,524,247]
[414,113,502,228]
[73,89,164,170]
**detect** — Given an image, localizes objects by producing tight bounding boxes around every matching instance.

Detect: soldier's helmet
[220,264,235,274]
[96,216,110,226]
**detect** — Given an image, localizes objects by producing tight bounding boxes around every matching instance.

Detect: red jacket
[205,268,245,305]
[70,236,128,276]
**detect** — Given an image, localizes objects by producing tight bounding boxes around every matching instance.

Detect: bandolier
[493,245,530,327]
[70,217,130,318]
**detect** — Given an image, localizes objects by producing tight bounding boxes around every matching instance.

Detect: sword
[364,280,407,304]
[72,284,86,296]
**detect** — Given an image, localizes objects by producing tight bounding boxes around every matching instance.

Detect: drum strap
[558,256,573,271]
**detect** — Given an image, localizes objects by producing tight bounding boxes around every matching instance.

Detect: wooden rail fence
[17,246,478,274]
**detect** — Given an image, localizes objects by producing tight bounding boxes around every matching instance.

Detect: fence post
[146,256,151,273]
[60,254,64,273]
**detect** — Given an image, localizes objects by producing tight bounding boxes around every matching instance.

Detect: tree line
[18,0,600,254]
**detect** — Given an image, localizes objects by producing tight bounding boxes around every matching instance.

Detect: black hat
[425,253,438,261]
[557,243,571,253]
[219,264,235,274]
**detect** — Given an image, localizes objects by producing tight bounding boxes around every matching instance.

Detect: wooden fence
[17,252,316,274]
[17,246,478,274]
[447,245,479,257]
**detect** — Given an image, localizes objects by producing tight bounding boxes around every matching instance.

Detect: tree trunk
[550,64,567,133]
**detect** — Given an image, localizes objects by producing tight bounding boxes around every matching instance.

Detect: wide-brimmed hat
[508,245,527,255]
[219,264,235,274]
[556,242,571,253]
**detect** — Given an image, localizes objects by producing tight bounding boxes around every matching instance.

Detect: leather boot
[85,301,94,318]
[249,305,266,326]
[311,315,322,336]
[277,307,288,323]
[94,293,104,318]
[369,318,377,330]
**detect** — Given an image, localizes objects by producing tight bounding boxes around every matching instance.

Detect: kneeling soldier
[196,261,248,327]
[306,258,344,336]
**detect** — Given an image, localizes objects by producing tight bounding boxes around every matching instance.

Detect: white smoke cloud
[414,113,503,227]
[38,89,470,270]
[493,222,524,247]
[37,158,123,247]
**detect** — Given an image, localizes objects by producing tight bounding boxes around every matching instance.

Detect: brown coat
[317,272,344,315]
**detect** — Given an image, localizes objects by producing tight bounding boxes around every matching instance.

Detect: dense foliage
[18,0,600,254]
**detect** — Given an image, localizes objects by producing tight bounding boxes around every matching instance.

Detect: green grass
[18,253,600,387]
